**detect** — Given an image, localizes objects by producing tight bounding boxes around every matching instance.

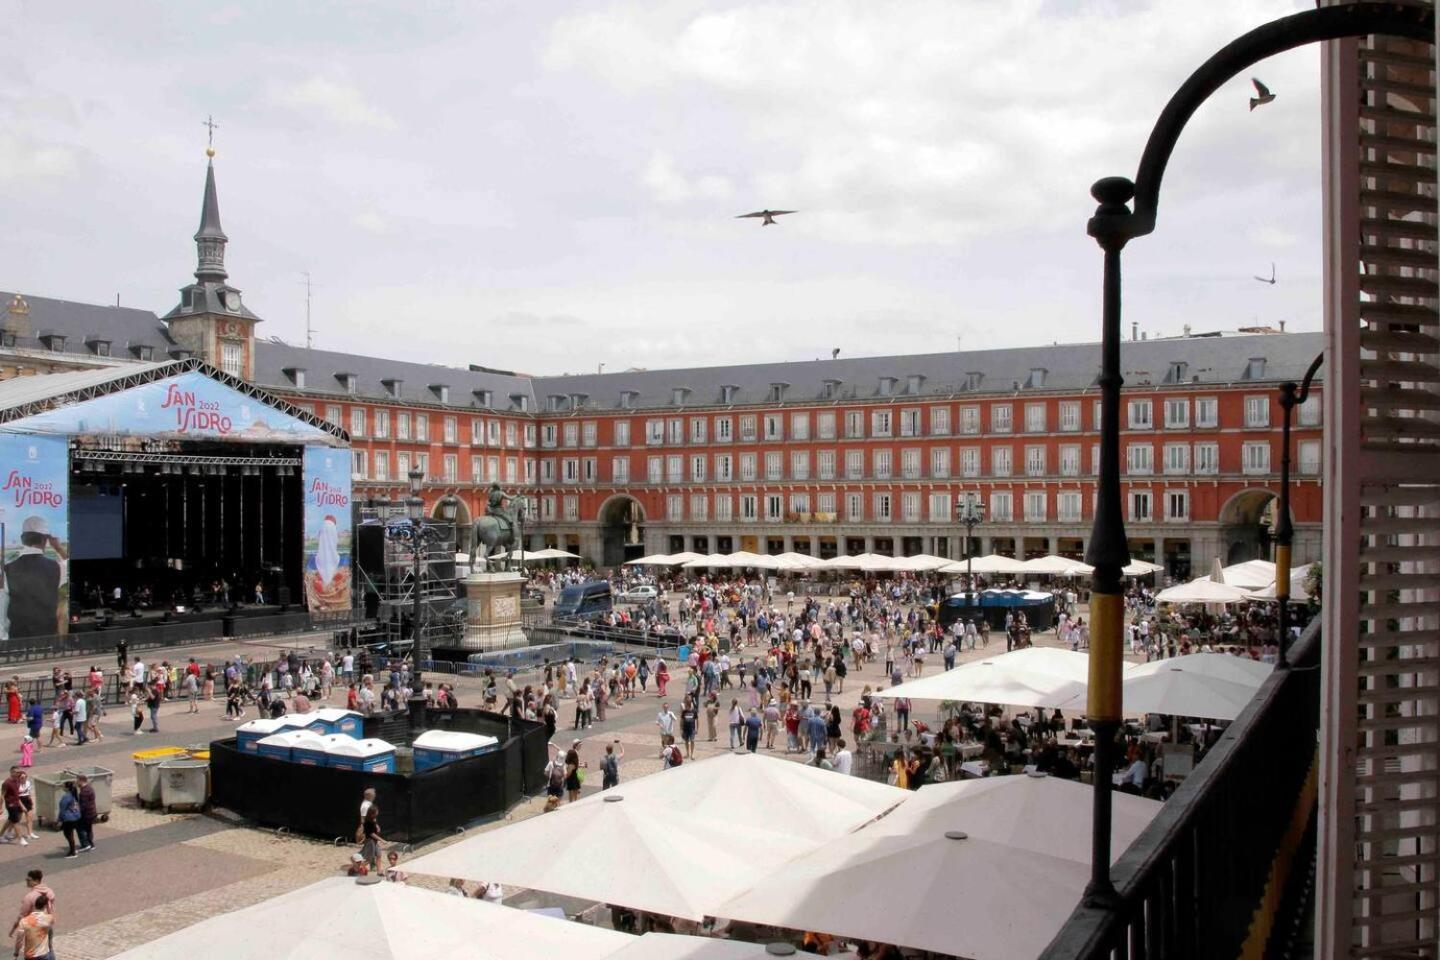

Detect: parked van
[554,581,613,620]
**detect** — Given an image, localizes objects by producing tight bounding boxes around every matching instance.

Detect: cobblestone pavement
[17,598,1096,958]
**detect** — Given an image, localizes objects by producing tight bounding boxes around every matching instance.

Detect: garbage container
[61,766,113,822]
[158,759,209,812]
[134,748,186,807]
[30,772,72,829]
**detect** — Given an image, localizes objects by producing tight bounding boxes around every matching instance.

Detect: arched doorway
[432,496,472,555]
[1219,488,1282,565]
[599,495,645,568]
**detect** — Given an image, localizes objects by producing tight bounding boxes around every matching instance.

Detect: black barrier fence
[210,707,548,844]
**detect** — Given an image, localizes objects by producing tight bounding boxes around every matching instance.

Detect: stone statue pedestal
[460,571,528,651]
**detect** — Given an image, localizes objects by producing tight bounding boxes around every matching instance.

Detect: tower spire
[194,156,228,282]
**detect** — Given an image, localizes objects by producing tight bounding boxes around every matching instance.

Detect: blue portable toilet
[236,718,297,754]
[283,714,330,735]
[412,730,500,772]
[256,730,325,762]
[326,738,397,774]
[310,708,364,738]
[292,733,352,767]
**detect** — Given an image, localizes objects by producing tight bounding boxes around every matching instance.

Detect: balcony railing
[1040,619,1321,960]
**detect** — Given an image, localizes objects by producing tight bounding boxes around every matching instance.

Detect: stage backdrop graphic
[0,434,70,640]
[303,446,352,613]
[5,371,340,445]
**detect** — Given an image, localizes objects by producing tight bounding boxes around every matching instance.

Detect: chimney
[1131,322,1139,341]
[1141,331,1148,340]
[1279,320,1286,332]
[1182,323,1191,337]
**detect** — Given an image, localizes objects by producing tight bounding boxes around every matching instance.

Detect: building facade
[1,155,1324,578]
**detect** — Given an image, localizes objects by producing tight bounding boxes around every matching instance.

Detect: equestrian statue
[470,483,525,572]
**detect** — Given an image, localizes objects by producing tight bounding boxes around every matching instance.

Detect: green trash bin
[30,772,73,830]
[61,765,113,822]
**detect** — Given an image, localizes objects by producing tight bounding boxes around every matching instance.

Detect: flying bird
[1249,77,1275,110]
[736,209,796,226]
[1254,262,1276,285]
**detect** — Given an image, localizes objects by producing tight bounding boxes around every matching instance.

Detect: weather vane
[202,114,219,157]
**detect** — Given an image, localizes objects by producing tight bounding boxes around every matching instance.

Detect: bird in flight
[1249,77,1275,111]
[736,209,796,226]
[1254,262,1276,285]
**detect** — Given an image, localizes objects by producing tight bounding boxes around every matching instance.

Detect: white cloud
[643,152,735,205]
[270,76,398,131]
[352,209,389,234]
[0,134,79,183]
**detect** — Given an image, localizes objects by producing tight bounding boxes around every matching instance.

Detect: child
[130,690,145,735]
[18,736,34,768]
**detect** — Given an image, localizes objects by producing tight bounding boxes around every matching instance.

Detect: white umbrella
[1107,652,1272,721]
[602,933,811,960]
[874,647,1095,709]
[898,553,955,571]
[490,548,554,563]
[1154,578,1249,605]
[666,551,705,565]
[1020,555,1084,575]
[1124,559,1165,576]
[771,552,826,572]
[724,551,782,570]
[1242,563,1314,602]
[624,553,674,566]
[938,553,1030,576]
[717,774,1161,960]
[107,876,633,960]
[682,553,733,570]
[1213,559,1277,590]
[537,548,582,560]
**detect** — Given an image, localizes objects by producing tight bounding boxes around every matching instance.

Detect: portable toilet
[310,708,365,738]
[280,713,331,735]
[236,718,299,754]
[293,733,353,767]
[412,730,500,772]
[326,738,397,774]
[255,730,326,763]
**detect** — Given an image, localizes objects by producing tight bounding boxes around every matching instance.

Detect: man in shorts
[0,769,27,846]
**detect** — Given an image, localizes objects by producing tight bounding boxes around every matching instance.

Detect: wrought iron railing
[1040,619,1321,960]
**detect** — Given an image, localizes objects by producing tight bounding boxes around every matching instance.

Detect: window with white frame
[931,447,950,478]
[991,404,1012,433]
[488,421,502,445]
[487,456,499,482]
[562,458,579,483]
[846,492,864,522]
[715,495,733,522]
[871,410,893,437]
[961,447,980,478]
[524,424,536,447]
[1092,400,1102,429]
[690,417,707,444]
[469,455,483,483]
[992,446,1012,477]
[1059,401,1081,432]
[437,454,453,482]
[1024,490,1047,522]
[1059,444,1080,477]
[471,419,486,445]
[790,492,810,516]
[691,455,706,482]
[930,407,951,435]
[563,422,578,447]
[666,495,684,521]
[715,454,733,481]
[582,421,597,446]
[901,491,921,522]
[740,494,758,522]
[612,457,630,483]
[990,491,1013,521]
[1163,398,1189,429]
[540,459,555,483]
[845,410,864,438]
[525,460,536,484]
[873,492,893,521]
[690,494,708,522]
[739,415,757,442]
[443,416,458,443]
[846,450,864,479]
[791,451,810,480]
[322,404,342,429]
[959,406,980,434]
[817,492,836,516]
[1091,444,1100,475]
[396,452,411,477]
[791,412,810,440]
[397,412,411,440]
[1166,490,1189,521]
[1127,399,1153,429]
[647,457,663,483]
[765,451,783,480]
[901,448,921,479]
[817,450,836,480]
[415,415,428,442]
[352,450,367,479]
[541,424,557,448]
[350,408,366,437]
[765,494,783,521]
[1025,403,1047,433]
[666,455,683,482]
[1127,443,1153,475]
[809,411,833,439]
[1129,490,1153,522]
[1244,396,1270,427]
[1298,395,1320,426]
[929,493,950,522]
[1058,490,1082,522]
[763,414,784,441]
[1298,440,1320,474]
[714,417,731,442]
[646,419,665,445]
[900,408,921,437]
[372,451,388,481]
[667,418,684,444]
[539,496,556,521]
[1163,443,1190,475]
[1025,445,1046,476]
[873,449,893,479]
[220,340,243,377]
[1242,441,1270,474]
[741,453,757,481]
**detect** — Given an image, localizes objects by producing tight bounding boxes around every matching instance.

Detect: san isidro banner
[302,446,352,613]
[0,435,70,639]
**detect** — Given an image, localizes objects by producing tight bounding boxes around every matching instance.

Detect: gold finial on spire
[202,114,219,158]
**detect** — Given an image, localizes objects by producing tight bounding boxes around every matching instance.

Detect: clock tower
[163,149,261,380]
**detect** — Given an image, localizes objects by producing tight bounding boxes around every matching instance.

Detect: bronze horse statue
[469,492,524,572]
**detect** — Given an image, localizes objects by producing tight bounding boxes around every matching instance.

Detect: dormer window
[382,378,403,399]
[336,372,357,394]
[473,389,493,408]
[965,371,983,391]
[129,342,154,361]
[38,333,65,352]
[620,390,638,409]
[768,382,789,403]
[169,348,192,361]
[570,393,588,410]
[0,331,14,348]
[284,367,306,388]
[86,337,111,357]
[877,376,897,397]
[547,395,565,412]
[821,379,842,400]
[719,385,738,405]
[906,374,925,394]
[1246,357,1266,379]
[1167,361,1187,383]
[511,393,530,412]
[429,384,450,404]
[671,387,691,406]
[1027,368,1047,389]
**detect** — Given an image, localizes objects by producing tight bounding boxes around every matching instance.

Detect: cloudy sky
[2,0,1324,376]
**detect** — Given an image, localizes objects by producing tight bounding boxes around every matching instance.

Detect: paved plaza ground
[0,600,1097,958]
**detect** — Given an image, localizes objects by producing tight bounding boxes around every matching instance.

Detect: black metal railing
[1040,620,1321,960]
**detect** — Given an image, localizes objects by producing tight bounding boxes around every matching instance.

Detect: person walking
[0,769,27,846]
[679,698,698,760]
[11,892,51,960]
[727,698,743,750]
[15,772,35,841]
[563,740,585,803]
[75,773,97,852]
[71,693,87,746]
[57,783,81,858]
[600,742,623,790]
[358,803,383,873]
[704,692,719,742]
[744,708,762,753]
[655,703,677,748]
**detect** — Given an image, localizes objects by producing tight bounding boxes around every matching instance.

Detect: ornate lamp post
[1275,353,1323,668]
[1072,0,1431,908]
[956,494,985,599]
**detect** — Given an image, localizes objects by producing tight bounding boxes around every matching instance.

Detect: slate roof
[1,291,174,360]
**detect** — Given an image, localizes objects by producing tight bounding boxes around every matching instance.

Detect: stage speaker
[355,523,386,591]
[276,586,292,606]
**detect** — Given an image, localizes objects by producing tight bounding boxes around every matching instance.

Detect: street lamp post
[956,495,985,601]
[1275,353,1323,669]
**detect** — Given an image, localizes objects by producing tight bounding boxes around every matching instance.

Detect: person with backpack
[600,742,623,790]
[542,744,566,811]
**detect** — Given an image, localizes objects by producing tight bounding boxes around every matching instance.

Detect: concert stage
[0,360,355,652]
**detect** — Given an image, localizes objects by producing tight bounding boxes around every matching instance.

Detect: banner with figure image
[302,446,352,613]
[0,435,70,640]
